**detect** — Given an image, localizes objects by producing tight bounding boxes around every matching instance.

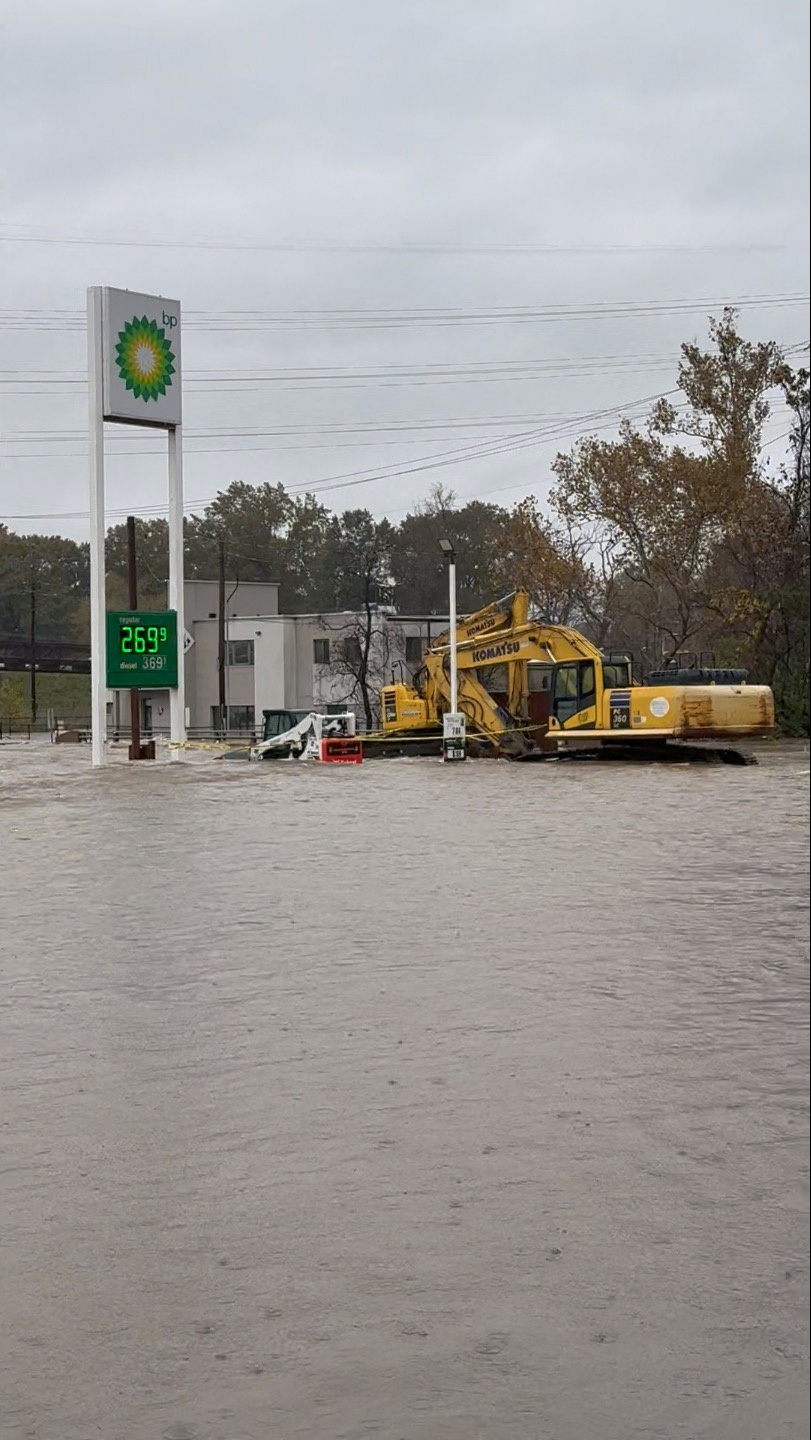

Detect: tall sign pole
[167,427,186,760]
[88,288,107,768]
[87,287,184,766]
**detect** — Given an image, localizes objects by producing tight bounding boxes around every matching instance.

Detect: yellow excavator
[378,591,775,762]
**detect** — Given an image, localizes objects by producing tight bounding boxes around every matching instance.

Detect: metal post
[448,556,458,717]
[217,537,227,733]
[126,515,142,760]
[438,538,465,760]
[29,578,37,725]
[87,287,107,767]
[168,426,186,761]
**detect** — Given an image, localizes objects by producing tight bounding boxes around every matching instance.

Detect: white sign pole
[87,287,183,767]
[167,425,186,760]
[87,287,107,767]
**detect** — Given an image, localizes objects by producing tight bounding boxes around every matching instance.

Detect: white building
[108,580,447,736]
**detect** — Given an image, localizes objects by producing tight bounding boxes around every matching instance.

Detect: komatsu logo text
[471,640,521,664]
[466,616,500,637]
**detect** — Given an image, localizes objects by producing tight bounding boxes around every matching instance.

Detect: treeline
[1,311,808,731]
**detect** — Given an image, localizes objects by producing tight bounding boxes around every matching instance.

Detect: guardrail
[0,717,32,740]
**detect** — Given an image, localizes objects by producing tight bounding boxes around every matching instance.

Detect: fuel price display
[106,610,179,689]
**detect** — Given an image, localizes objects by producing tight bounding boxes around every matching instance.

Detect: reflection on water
[1,741,808,1440]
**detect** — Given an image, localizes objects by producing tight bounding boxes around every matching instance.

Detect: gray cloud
[1,0,808,540]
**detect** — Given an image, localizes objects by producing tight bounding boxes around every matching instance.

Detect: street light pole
[447,551,458,716]
[439,538,465,761]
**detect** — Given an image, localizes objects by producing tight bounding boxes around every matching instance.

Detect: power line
[0,226,786,255]
[0,293,807,334]
[0,350,682,382]
[0,406,674,444]
[0,386,679,522]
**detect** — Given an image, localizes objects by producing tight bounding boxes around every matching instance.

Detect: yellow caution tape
[167,739,253,752]
[361,720,546,745]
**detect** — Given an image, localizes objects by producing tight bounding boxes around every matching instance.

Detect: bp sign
[102,289,181,428]
[106,610,179,689]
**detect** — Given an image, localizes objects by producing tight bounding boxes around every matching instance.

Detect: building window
[212,705,255,731]
[341,636,362,665]
[405,635,423,665]
[227,638,254,667]
[313,638,330,664]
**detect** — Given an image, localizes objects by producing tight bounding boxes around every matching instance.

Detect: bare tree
[314,611,404,729]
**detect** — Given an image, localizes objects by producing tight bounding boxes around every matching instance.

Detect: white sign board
[443,713,466,739]
[102,288,181,428]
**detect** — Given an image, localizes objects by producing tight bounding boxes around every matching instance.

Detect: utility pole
[217,537,227,733]
[29,577,37,725]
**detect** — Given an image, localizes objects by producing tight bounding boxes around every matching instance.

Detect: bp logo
[115,315,175,402]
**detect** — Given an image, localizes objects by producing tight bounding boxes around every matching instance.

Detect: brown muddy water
[0,740,808,1440]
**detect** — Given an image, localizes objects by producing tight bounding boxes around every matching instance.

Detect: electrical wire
[0,293,807,334]
[0,386,683,521]
[0,225,788,255]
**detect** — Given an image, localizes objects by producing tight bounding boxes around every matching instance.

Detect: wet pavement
[1,740,808,1439]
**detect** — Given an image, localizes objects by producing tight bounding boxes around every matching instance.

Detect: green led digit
[121,625,132,654]
[159,627,167,644]
[134,627,146,654]
[147,626,159,652]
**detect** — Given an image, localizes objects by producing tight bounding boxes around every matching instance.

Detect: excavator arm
[422,650,536,757]
[432,619,603,723]
[432,590,530,649]
[381,591,607,755]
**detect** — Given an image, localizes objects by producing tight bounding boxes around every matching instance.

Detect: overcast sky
[1,0,808,542]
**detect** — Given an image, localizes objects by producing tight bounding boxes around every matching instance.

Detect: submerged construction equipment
[377,591,774,763]
[252,709,360,762]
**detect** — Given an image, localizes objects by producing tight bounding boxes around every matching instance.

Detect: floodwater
[0,740,808,1440]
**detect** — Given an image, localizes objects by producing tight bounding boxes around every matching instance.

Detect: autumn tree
[706,366,809,728]
[503,496,612,637]
[549,310,789,673]
[652,308,784,488]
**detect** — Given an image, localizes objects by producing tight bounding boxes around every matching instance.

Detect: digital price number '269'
[120,624,168,655]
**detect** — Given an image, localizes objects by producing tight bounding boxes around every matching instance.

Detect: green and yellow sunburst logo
[115,316,175,401]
